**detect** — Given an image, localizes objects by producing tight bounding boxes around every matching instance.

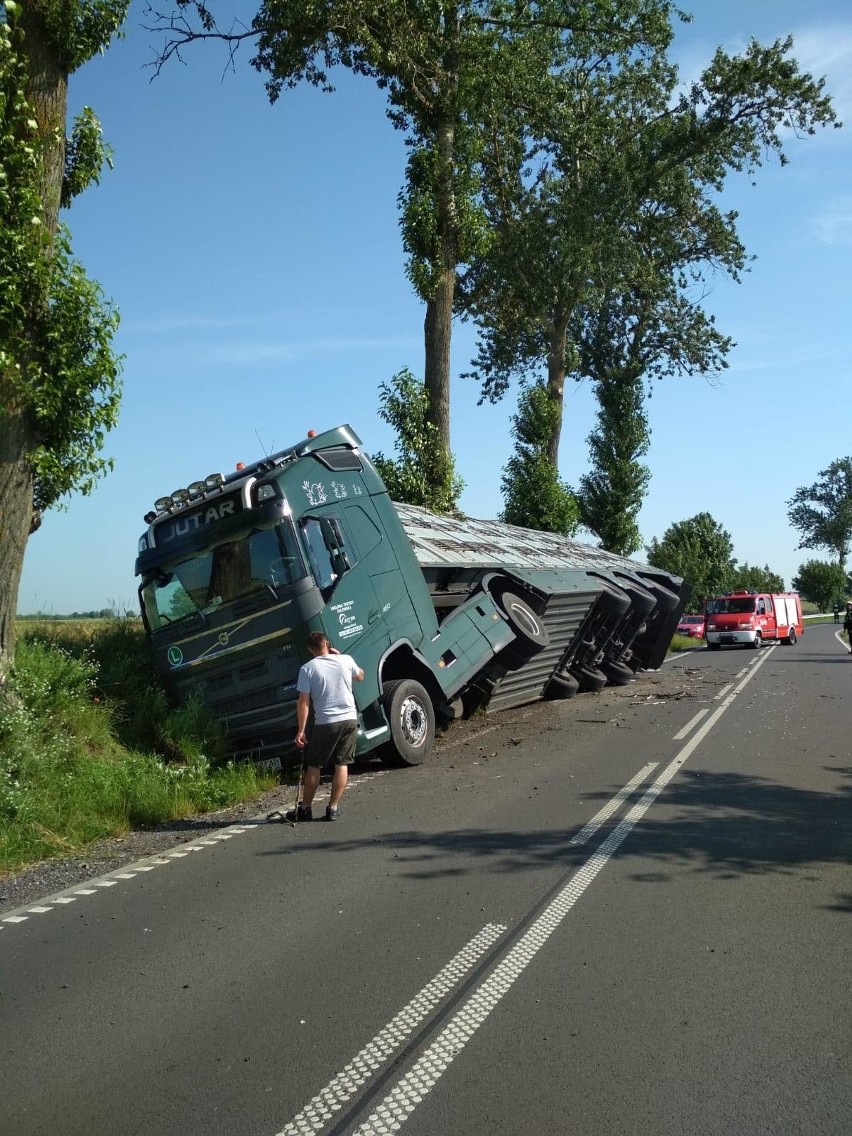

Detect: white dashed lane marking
[672,708,709,741]
[0,822,263,932]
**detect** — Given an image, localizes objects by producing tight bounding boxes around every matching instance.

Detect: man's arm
[295,691,311,749]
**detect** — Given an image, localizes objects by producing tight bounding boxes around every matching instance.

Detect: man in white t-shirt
[286,631,364,822]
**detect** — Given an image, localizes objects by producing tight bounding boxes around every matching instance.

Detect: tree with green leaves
[0,0,127,690]
[370,368,463,515]
[462,22,836,482]
[501,381,579,535]
[646,512,735,608]
[147,2,693,506]
[729,563,785,594]
[791,560,847,614]
[787,458,852,569]
[575,370,649,556]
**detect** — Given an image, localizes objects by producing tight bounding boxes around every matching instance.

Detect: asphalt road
[2,623,851,1136]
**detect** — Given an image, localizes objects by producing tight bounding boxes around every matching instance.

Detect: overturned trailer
[396,505,688,714]
[134,426,687,766]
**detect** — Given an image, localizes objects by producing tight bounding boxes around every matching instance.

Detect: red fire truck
[704,590,804,650]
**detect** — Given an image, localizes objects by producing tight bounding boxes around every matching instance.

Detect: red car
[677,614,706,638]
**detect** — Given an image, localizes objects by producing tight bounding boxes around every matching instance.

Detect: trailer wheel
[496,591,549,660]
[784,627,797,645]
[381,680,435,767]
[578,665,607,693]
[544,673,579,700]
[601,659,635,686]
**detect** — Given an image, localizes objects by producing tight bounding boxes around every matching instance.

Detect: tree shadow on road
[264,764,852,914]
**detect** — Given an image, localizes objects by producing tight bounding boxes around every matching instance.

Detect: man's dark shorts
[305,720,358,769]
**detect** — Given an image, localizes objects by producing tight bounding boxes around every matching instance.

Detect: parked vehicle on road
[135,426,687,766]
[705,590,803,650]
[676,614,706,639]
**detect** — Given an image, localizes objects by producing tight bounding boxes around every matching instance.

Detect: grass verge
[0,621,277,878]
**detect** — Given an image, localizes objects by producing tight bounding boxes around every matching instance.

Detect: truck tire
[578,665,607,693]
[496,591,549,659]
[707,642,720,651]
[752,634,762,650]
[381,679,435,767]
[544,673,579,700]
[784,627,797,645]
[601,659,635,686]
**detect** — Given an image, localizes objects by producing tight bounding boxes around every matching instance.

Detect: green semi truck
[135,426,686,766]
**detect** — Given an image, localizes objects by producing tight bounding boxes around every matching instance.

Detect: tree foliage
[646,512,735,606]
[0,0,127,688]
[786,458,852,568]
[728,562,785,594]
[370,368,463,515]
[575,369,650,556]
[147,0,533,494]
[500,381,579,535]
[791,559,848,613]
[461,15,837,496]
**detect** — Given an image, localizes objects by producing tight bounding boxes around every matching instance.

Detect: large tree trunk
[0,5,69,690]
[423,269,454,451]
[0,402,37,692]
[545,314,570,467]
[422,111,457,458]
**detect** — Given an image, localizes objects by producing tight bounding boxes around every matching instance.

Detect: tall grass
[0,622,277,877]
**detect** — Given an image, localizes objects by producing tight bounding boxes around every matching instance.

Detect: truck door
[300,509,390,667]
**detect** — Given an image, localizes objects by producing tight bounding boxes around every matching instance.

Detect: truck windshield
[706,597,756,614]
[141,518,307,630]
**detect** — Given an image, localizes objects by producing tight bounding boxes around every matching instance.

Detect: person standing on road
[844,602,852,654]
[286,631,364,822]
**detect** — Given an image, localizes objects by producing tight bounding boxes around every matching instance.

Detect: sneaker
[285,804,312,823]
[325,805,340,821]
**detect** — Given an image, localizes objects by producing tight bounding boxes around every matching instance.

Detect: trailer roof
[394,503,675,580]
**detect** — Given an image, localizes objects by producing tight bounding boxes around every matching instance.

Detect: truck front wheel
[381,680,436,767]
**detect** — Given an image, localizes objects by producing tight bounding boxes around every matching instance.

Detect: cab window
[301,514,358,593]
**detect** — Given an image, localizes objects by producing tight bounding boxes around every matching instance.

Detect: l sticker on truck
[331,599,364,640]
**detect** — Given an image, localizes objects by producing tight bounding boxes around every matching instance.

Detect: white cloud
[812,196,852,245]
[122,315,267,334]
[204,337,420,365]
[789,25,852,123]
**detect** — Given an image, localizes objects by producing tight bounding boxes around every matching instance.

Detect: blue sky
[17,0,852,614]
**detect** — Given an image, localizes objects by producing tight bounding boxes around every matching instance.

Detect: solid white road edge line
[569,762,659,846]
[275,923,507,1136]
[341,646,777,1136]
